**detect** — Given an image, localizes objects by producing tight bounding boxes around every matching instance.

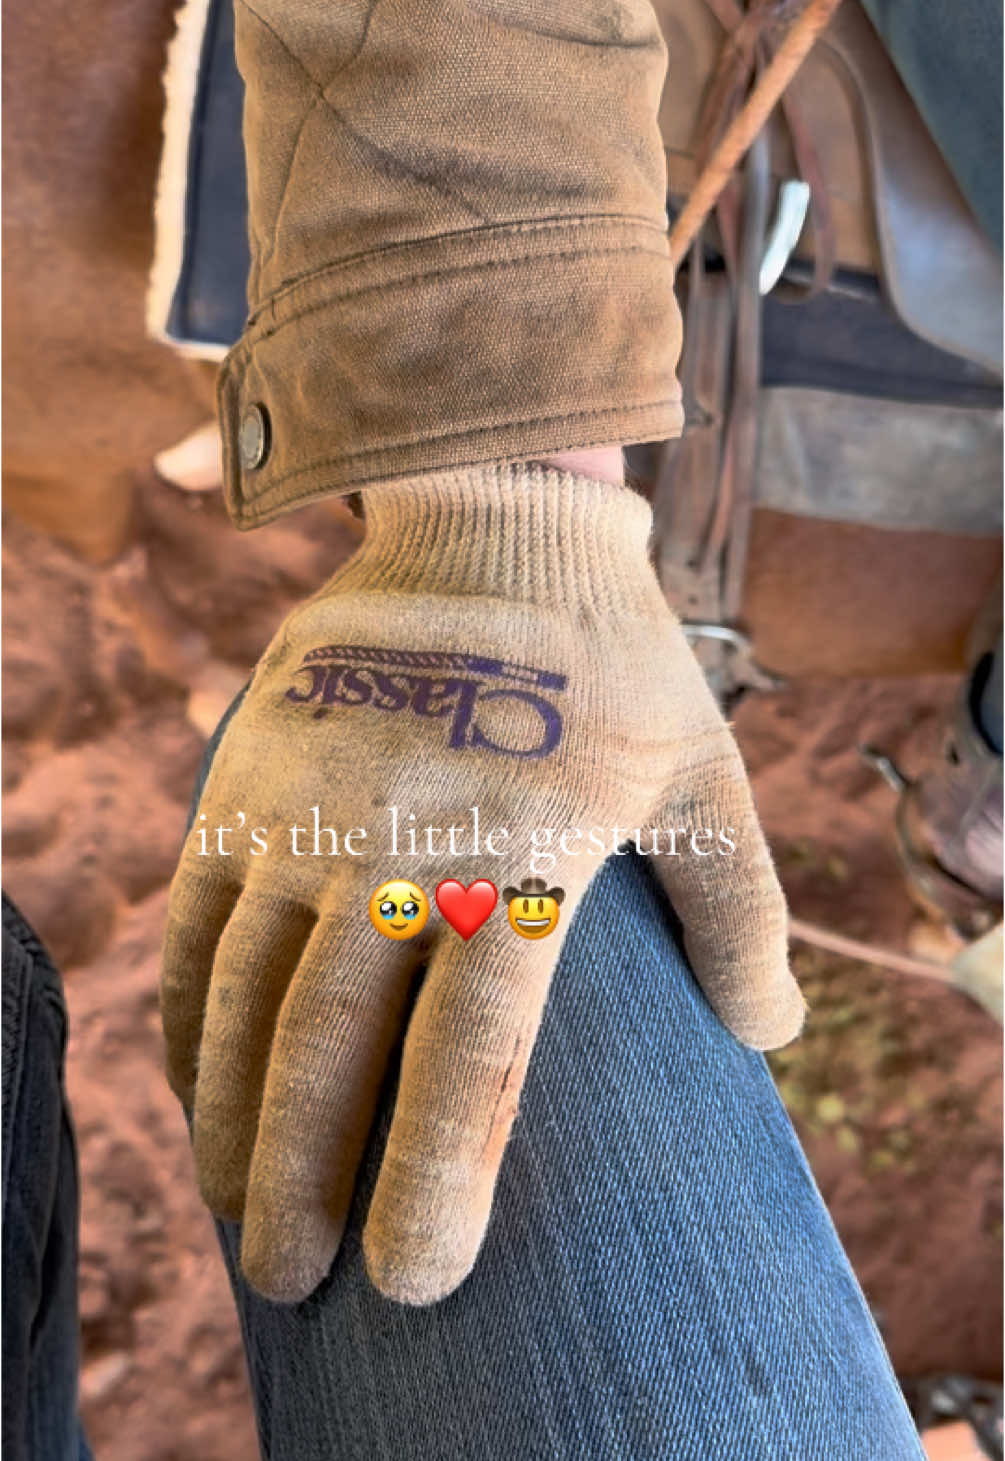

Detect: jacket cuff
[218,215,683,528]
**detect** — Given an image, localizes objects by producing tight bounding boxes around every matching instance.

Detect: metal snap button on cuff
[239,403,270,470]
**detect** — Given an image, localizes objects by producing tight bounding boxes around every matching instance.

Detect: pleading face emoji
[502,878,565,939]
[369,881,430,940]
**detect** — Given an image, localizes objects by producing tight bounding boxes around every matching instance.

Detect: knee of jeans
[3,957,69,1266]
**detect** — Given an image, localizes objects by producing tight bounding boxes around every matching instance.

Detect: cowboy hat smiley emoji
[502,877,565,940]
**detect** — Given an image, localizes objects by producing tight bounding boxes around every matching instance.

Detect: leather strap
[721,131,772,621]
[655,135,776,702]
[676,0,838,295]
[656,0,845,704]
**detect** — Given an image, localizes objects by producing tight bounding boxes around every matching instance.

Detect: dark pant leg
[186,694,924,1461]
[2,896,91,1461]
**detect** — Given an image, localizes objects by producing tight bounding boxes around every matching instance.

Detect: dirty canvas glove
[159,462,806,1308]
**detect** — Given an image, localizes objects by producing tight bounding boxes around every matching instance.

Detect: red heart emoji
[435,879,498,940]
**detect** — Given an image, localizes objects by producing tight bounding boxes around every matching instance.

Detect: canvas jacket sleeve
[218,0,684,528]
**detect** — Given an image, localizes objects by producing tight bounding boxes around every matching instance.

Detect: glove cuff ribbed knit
[329,462,667,616]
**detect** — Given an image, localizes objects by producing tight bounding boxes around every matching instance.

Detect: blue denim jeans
[188,689,926,1461]
[1,896,91,1461]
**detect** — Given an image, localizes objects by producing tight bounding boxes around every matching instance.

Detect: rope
[787,916,956,985]
[668,0,844,270]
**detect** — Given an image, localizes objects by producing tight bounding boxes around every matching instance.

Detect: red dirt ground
[2,474,1000,1459]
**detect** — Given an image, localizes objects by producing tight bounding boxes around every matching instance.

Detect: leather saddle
[656,0,1002,372]
[636,0,1003,701]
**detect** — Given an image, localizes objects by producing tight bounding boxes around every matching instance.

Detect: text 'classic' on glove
[159,462,806,1307]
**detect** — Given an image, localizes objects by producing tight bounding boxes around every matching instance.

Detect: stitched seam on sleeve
[236,0,489,284]
[254,91,324,282]
[252,213,669,316]
[235,0,326,87]
[236,398,683,505]
[236,239,673,350]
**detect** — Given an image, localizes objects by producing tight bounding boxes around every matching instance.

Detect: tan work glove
[160,463,806,1307]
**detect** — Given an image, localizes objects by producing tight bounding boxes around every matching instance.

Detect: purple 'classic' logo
[285,646,567,759]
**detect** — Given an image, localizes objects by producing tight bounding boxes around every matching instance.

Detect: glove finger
[362,911,562,1306]
[650,747,807,1050]
[192,883,317,1221]
[160,862,242,1107]
[240,898,429,1303]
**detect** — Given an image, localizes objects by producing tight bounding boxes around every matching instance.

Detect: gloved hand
[160,462,806,1307]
